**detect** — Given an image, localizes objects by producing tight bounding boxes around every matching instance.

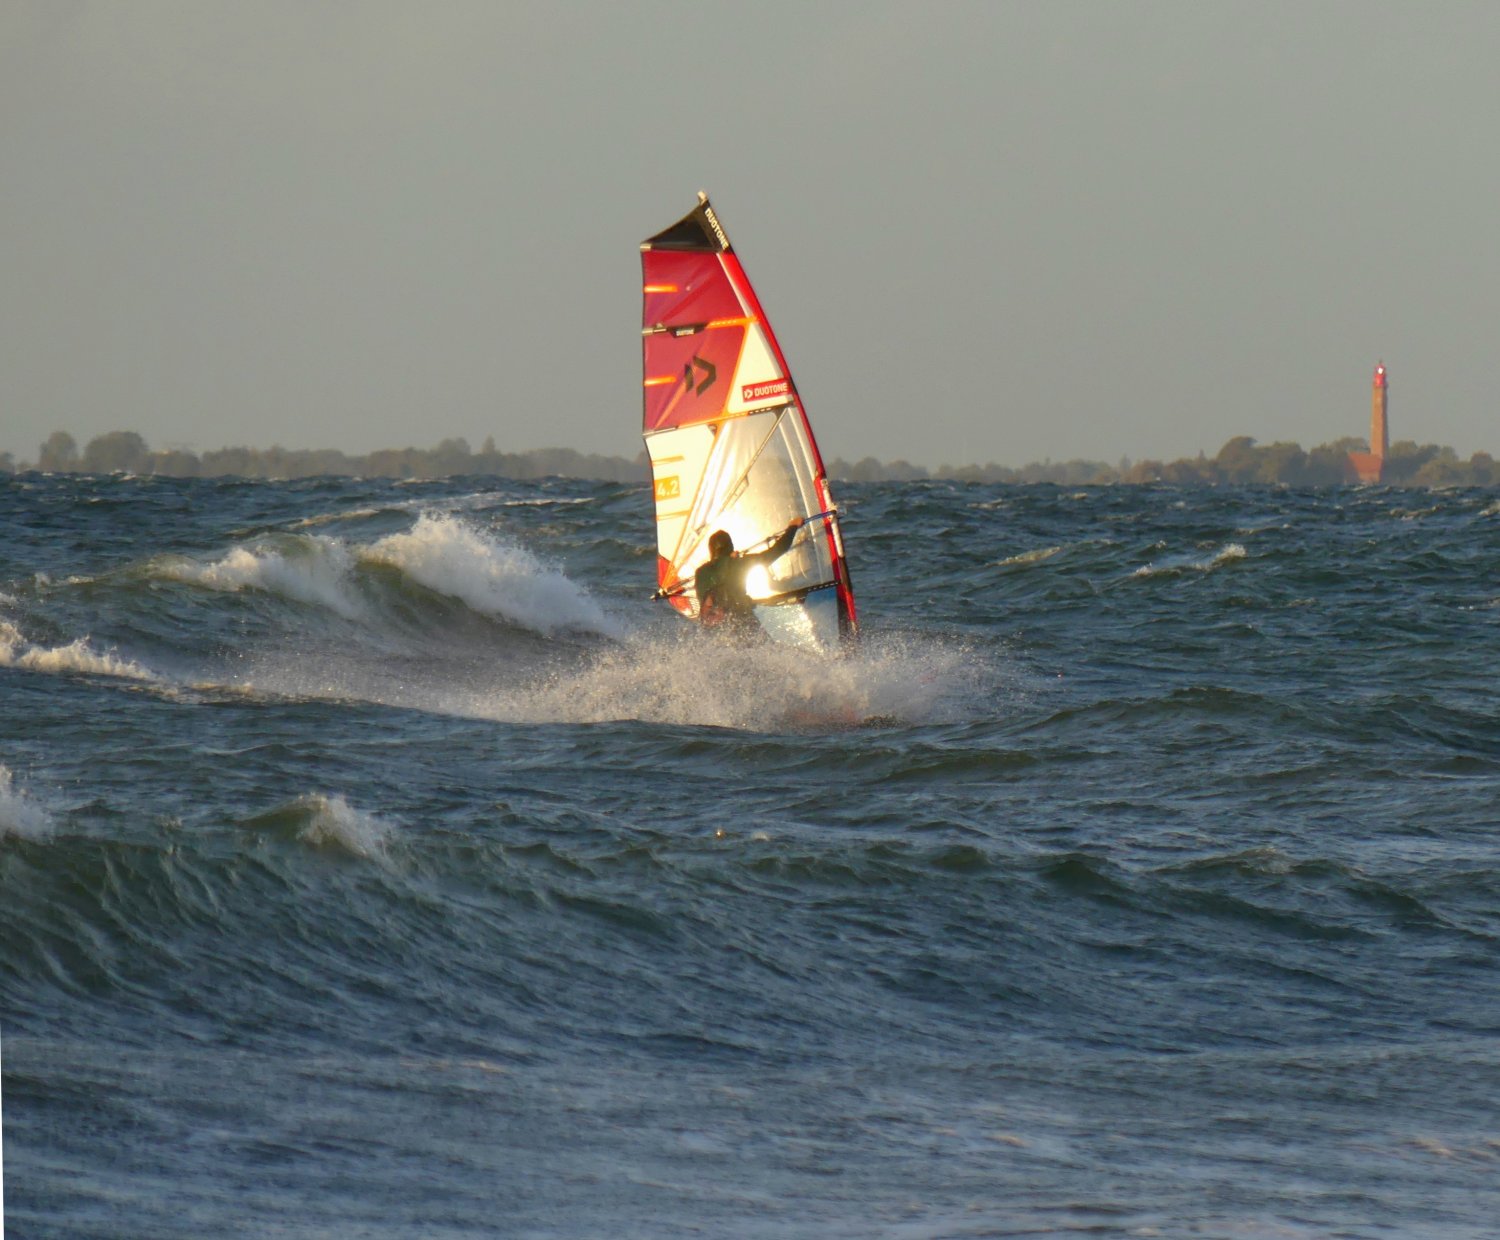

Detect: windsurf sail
[641,193,857,649]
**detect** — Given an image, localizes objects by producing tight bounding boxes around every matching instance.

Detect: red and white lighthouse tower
[1348,363,1388,484]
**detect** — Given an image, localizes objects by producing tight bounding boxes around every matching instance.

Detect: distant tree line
[3,429,1497,487]
[829,435,1500,488]
[5,431,647,483]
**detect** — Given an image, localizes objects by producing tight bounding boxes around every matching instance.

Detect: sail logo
[702,206,730,251]
[683,355,717,395]
[654,476,681,501]
[743,379,791,402]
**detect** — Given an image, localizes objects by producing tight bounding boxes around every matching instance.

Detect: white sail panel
[646,408,836,622]
[726,323,787,415]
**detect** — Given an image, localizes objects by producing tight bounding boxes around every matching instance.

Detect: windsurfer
[695,517,805,635]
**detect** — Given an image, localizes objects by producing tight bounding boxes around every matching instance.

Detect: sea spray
[189,601,1007,731]
[505,628,1001,730]
[0,765,54,841]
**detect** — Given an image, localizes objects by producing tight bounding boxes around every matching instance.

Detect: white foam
[160,539,366,620]
[296,793,394,860]
[0,765,54,841]
[0,620,157,682]
[364,513,621,638]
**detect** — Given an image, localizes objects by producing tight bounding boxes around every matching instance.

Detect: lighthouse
[1348,363,1388,484]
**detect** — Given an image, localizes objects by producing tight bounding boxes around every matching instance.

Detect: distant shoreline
[5,431,1496,487]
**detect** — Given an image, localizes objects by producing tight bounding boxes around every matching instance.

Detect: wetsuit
[694,523,800,634]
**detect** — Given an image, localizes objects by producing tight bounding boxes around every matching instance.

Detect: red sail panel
[641,251,743,334]
[641,323,748,432]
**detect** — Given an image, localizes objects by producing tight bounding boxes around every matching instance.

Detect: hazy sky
[4,2,1498,469]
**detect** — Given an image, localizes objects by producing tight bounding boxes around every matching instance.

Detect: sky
[3,1,1498,470]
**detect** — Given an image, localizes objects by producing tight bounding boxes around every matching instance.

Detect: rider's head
[708,530,734,558]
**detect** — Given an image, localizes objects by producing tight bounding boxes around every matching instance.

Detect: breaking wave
[364,514,620,638]
[157,513,621,639]
[160,539,366,620]
[0,619,158,683]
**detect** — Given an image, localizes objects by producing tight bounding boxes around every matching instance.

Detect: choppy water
[3,473,1499,1238]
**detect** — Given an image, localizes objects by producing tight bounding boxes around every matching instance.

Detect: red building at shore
[1347,363,1389,484]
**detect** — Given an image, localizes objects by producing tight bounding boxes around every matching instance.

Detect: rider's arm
[754,517,804,564]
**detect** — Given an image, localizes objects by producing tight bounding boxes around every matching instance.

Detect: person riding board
[694,517,805,636]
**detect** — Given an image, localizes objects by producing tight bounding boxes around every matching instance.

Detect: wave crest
[364,514,620,638]
[1132,542,1247,579]
[243,793,395,860]
[995,545,1063,568]
[158,539,365,620]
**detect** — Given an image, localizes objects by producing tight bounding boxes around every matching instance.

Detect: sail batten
[641,195,857,646]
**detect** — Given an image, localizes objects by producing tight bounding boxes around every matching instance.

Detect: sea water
[3,473,1498,1238]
